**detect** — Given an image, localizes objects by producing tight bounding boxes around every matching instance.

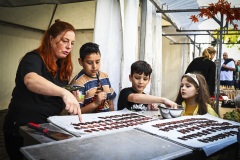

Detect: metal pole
[215,14,224,115]
[139,0,147,60]
[163,33,240,36]
[48,4,58,29]
[177,29,240,32]
[169,42,240,45]
[194,35,196,58]
[198,44,201,57]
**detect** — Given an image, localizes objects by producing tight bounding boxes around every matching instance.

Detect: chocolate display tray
[21,129,192,160]
[136,114,240,156]
[48,110,156,137]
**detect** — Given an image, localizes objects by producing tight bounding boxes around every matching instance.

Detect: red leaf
[190,15,199,23]
[190,0,240,26]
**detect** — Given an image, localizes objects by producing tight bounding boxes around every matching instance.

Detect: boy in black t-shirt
[117,60,177,111]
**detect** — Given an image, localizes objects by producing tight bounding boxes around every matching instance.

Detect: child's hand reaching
[148,103,158,110]
[162,98,178,109]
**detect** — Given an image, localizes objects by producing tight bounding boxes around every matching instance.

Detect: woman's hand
[24,72,83,122]
[62,89,82,122]
[72,90,84,102]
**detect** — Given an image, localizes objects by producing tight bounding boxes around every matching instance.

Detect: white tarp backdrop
[121,0,139,89]
[94,0,123,108]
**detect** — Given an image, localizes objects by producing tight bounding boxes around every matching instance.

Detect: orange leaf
[190,15,199,23]
[191,0,240,26]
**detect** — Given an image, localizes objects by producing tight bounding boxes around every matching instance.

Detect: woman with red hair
[3,19,82,160]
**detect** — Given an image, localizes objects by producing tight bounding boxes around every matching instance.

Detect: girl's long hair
[37,19,75,81]
[175,73,210,115]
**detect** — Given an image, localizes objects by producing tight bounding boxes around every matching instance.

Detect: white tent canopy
[1,0,240,44]
[0,1,95,31]
[152,0,240,44]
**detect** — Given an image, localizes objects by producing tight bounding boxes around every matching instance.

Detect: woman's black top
[185,57,216,96]
[3,51,67,132]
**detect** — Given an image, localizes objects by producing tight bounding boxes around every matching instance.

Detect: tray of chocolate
[48,110,155,137]
[136,114,240,156]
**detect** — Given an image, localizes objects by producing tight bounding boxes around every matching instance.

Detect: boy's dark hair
[131,60,152,76]
[79,42,101,60]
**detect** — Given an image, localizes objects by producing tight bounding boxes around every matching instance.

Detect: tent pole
[215,14,224,115]
[139,0,147,60]
[48,4,58,29]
